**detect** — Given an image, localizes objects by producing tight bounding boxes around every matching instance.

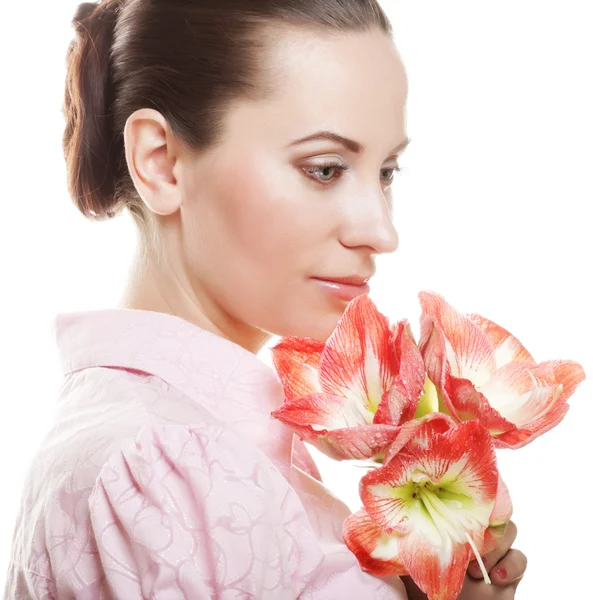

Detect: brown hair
[63,0,392,242]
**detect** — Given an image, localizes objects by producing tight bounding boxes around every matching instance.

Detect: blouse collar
[54,308,296,476]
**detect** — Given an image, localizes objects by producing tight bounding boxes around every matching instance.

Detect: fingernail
[495,567,508,580]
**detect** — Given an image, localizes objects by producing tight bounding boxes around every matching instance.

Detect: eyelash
[304,161,402,186]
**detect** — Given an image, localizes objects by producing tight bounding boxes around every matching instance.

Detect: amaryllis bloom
[418,291,586,449]
[270,294,426,461]
[343,420,512,600]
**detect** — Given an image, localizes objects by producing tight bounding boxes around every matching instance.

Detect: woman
[4,0,527,598]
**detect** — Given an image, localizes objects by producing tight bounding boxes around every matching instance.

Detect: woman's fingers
[468,520,517,579]
[489,549,528,586]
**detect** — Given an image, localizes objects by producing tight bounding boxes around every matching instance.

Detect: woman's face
[165,27,408,347]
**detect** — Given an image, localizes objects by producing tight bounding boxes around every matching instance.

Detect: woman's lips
[312,278,371,302]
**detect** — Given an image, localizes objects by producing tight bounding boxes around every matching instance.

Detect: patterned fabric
[4,308,406,599]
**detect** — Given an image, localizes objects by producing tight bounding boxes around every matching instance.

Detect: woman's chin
[280,311,345,343]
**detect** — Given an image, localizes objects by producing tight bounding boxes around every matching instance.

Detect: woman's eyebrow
[288,131,411,155]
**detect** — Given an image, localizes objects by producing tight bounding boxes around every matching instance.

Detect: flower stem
[464,533,491,584]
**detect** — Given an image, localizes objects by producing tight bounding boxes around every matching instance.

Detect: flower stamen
[464,532,491,584]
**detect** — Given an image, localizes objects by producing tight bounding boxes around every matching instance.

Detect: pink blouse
[4,308,407,599]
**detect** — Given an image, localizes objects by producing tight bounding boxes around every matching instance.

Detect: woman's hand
[401,520,527,599]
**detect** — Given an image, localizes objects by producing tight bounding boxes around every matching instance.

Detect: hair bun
[73,1,121,37]
[63,0,125,220]
[74,2,100,26]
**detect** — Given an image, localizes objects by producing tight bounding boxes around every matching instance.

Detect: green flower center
[408,472,487,544]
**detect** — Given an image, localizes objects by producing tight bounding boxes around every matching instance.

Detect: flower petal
[467,312,537,367]
[419,292,497,387]
[530,359,586,406]
[383,412,457,467]
[271,392,401,460]
[270,336,325,401]
[490,474,513,527]
[494,381,575,449]
[445,375,517,436]
[479,362,563,428]
[343,508,408,576]
[373,379,413,426]
[475,362,533,417]
[319,295,398,416]
[271,392,368,433]
[480,474,513,555]
[478,359,585,448]
[373,322,427,426]
[398,529,471,600]
[493,405,568,449]
[419,314,462,421]
[392,320,427,410]
[318,424,401,461]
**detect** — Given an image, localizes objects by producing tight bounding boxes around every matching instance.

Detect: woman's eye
[381,164,402,184]
[303,161,402,186]
[304,163,349,185]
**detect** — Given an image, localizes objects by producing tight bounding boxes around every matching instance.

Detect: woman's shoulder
[92,420,297,520]
[39,365,219,480]
[10,366,226,556]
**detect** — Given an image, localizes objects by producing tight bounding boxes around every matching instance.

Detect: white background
[1,1,591,597]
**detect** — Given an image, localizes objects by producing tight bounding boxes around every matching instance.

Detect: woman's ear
[124,108,182,216]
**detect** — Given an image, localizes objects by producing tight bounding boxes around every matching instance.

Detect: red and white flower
[270,294,426,461]
[343,420,512,600]
[418,291,586,448]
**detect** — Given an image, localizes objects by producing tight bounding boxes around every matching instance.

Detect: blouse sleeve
[89,423,407,599]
